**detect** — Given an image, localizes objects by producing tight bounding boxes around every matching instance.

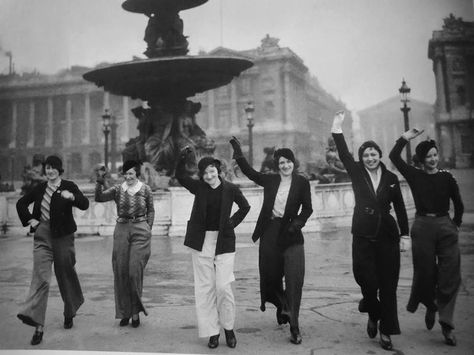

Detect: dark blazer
[235,156,313,248]
[16,179,90,238]
[176,164,250,255]
[333,133,409,238]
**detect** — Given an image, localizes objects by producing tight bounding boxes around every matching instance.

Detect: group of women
[16,110,464,352]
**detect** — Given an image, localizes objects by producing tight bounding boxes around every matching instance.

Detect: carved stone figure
[260,146,276,173]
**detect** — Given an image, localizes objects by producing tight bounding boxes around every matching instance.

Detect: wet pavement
[1,218,474,355]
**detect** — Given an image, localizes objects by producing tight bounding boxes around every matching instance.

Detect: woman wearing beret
[176,148,250,349]
[229,137,313,345]
[331,112,409,351]
[95,160,154,328]
[389,129,464,346]
[16,155,89,345]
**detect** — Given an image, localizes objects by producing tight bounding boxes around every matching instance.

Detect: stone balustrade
[0,181,415,237]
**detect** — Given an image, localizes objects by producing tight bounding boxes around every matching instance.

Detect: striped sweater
[95,182,155,227]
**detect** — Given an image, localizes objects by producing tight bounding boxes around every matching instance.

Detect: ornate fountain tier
[83,56,253,102]
[122,0,207,14]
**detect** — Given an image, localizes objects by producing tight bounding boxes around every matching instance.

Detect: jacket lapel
[283,175,298,217]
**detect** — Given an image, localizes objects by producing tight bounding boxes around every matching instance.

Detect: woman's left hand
[61,190,75,201]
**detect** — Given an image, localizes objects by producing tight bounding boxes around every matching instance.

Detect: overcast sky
[0,0,473,110]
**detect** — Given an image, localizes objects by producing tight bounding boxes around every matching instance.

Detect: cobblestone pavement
[1,216,473,355]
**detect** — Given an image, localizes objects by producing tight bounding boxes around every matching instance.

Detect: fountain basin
[83,56,253,101]
[122,0,208,14]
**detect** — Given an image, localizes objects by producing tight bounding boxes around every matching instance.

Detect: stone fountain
[83,0,253,183]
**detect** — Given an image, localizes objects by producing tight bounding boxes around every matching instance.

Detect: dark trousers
[259,219,305,328]
[18,222,84,327]
[112,220,151,319]
[352,232,400,335]
[407,215,461,329]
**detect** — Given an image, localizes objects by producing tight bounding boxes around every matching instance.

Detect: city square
[1,0,474,354]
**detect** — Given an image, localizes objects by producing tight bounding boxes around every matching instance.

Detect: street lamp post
[244,101,255,167]
[399,79,412,164]
[102,109,111,169]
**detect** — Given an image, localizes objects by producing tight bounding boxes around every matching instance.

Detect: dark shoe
[119,318,130,326]
[64,317,73,329]
[30,330,43,346]
[425,308,436,330]
[290,327,302,344]
[224,329,237,348]
[379,333,393,351]
[208,334,220,349]
[441,324,457,346]
[367,318,378,339]
[276,307,289,325]
[131,315,140,328]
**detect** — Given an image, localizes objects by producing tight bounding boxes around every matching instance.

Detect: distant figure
[260,146,276,173]
[325,136,349,182]
[16,155,89,346]
[21,154,46,195]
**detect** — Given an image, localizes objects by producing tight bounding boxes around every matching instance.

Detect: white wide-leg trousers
[191,231,236,338]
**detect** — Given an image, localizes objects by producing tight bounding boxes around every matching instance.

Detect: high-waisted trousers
[407,215,461,329]
[18,222,84,327]
[352,232,400,335]
[191,231,236,338]
[112,220,151,319]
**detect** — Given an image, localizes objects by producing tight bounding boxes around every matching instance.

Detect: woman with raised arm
[389,129,464,347]
[229,137,313,345]
[176,147,250,349]
[331,111,409,351]
[95,160,154,329]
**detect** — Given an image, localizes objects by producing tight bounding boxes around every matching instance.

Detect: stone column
[434,54,447,113]
[45,98,53,147]
[122,97,129,143]
[83,93,91,144]
[8,101,17,149]
[65,99,72,147]
[27,101,35,148]
[230,81,239,133]
[207,91,216,134]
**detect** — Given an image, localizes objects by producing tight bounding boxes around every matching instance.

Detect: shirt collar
[121,180,143,195]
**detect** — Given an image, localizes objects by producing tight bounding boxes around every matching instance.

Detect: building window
[457,86,466,106]
[218,107,231,129]
[461,134,472,154]
[264,100,275,119]
[217,86,230,100]
[238,78,252,95]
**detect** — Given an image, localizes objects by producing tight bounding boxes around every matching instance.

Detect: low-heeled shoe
[367,318,378,339]
[208,334,220,349]
[290,327,302,344]
[379,334,393,351]
[224,329,237,348]
[442,325,457,346]
[425,308,436,330]
[31,330,43,346]
[131,315,140,328]
[119,318,130,326]
[64,317,73,329]
[276,307,289,325]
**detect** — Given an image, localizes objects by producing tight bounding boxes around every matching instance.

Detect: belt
[416,212,448,218]
[116,215,146,223]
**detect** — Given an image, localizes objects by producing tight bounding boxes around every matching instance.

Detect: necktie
[40,185,56,221]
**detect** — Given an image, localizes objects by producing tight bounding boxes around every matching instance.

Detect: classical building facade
[0,35,350,182]
[428,14,474,168]
[357,96,435,167]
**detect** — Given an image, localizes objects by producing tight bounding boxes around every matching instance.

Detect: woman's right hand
[401,128,424,141]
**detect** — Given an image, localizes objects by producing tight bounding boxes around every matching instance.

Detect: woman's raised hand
[331,110,345,133]
[229,136,243,158]
[401,128,424,141]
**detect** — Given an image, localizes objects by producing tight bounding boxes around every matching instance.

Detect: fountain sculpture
[83,0,253,180]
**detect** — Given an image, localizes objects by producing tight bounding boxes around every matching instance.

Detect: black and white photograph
[0,0,473,354]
